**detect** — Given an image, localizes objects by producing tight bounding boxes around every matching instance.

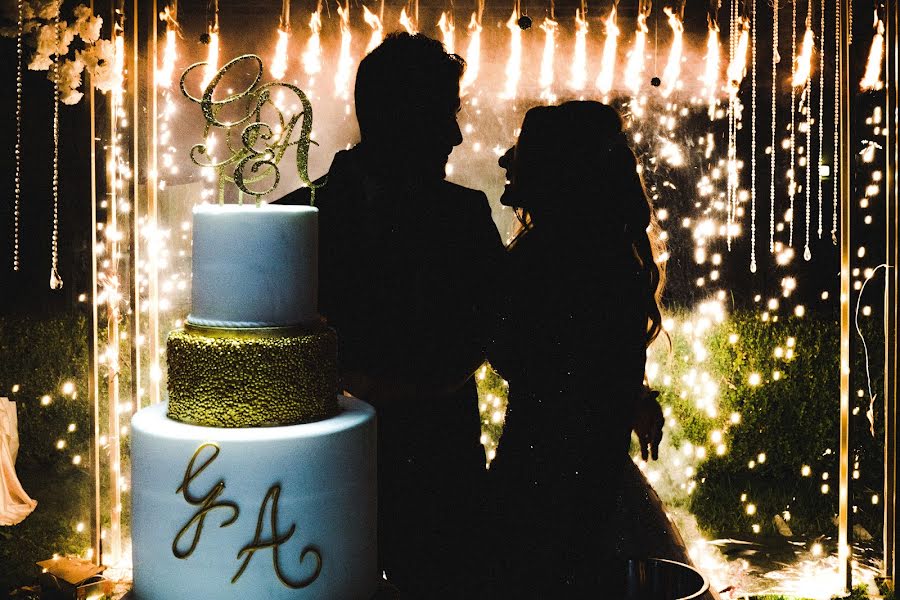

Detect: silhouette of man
[278,33,504,596]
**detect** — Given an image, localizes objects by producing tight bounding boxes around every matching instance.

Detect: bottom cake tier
[130,397,378,600]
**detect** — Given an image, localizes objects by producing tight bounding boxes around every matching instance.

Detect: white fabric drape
[1,397,37,525]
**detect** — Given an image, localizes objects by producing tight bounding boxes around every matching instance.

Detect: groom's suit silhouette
[278,33,504,597]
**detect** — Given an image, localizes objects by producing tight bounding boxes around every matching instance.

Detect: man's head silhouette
[355,32,465,180]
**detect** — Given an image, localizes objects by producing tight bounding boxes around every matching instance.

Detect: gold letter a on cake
[232,484,323,588]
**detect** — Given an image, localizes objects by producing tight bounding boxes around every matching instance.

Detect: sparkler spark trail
[502,9,522,99]
[438,12,455,55]
[157,27,178,89]
[726,17,750,94]
[860,12,885,91]
[200,29,219,90]
[792,24,815,87]
[399,7,416,34]
[702,22,720,118]
[334,4,353,99]
[362,5,384,54]
[539,17,558,98]
[569,8,589,91]
[595,4,620,95]
[270,28,290,80]
[624,6,650,96]
[661,6,685,97]
[461,12,482,92]
[302,11,322,77]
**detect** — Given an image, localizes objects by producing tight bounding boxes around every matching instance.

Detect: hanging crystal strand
[13,0,23,271]
[832,0,839,244]
[803,0,813,261]
[788,0,797,247]
[750,0,758,272]
[726,0,736,250]
[50,16,63,290]
[817,0,825,238]
[770,0,778,252]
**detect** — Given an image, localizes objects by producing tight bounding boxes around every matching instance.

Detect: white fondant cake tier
[188,204,319,328]
[130,397,378,600]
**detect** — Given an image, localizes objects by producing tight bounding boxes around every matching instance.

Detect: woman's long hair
[506,101,666,347]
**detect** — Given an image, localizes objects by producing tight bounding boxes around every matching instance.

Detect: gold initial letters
[231,484,323,589]
[172,443,240,559]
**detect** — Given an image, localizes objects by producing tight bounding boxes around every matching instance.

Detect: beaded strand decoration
[803,0,813,261]
[817,0,825,238]
[832,0,839,243]
[50,15,63,289]
[13,0,23,271]
[789,0,797,247]
[770,0,778,252]
[750,0,757,272]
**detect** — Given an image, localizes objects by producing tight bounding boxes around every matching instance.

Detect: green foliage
[0,314,92,594]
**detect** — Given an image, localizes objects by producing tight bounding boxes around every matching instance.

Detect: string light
[13,0,23,271]
[50,15,62,290]
[770,0,778,253]
[788,0,796,247]
[832,0,839,243]
[749,0,757,272]
[817,0,825,238]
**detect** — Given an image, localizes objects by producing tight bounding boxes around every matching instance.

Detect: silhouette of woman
[488,101,668,597]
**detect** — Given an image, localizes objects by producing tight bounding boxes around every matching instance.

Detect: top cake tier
[188,204,318,328]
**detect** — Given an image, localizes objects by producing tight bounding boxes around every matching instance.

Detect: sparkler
[569,7,588,92]
[702,22,720,119]
[334,3,353,99]
[595,3,619,96]
[200,0,219,90]
[157,5,179,89]
[539,16,558,99]
[502,8,522,99]
[438,12,455,55]
[461,12,482,92]
[624,1,651,97]
[270,29,290,81]
[302,10,322,78]
[725,18,749,95]
[399,7,416,34]
[661,6,685,98]
[792,25,815,87]
[362,6,384,54]
[860,12,885,91]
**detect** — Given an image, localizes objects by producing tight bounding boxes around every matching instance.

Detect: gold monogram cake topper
[180,54,321,205]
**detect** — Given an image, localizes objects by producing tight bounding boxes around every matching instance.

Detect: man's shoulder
[436,179,488,206]
[273,185,313,206]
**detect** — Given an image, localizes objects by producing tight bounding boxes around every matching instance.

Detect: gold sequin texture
[166,327,338,427]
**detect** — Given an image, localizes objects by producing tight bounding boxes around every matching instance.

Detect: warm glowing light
[502,10,522,99]
[461,13,482,92]
[746,503,757,515]
[399,7,416,34]
[624,13,648,95]
[438,12,455,55]
[748,372,761,386]
[569,9,589,91]
[302,11,323,77]
[200,29,220,91]
[41,395,52,406]
[361,6,384,54]
[702,24,720,118]
[270,28,290,80]
[595,6,619,95]
[860,14,885,91]
[156,28,178,89]
[539,18,558,96]
[792,26,815,87]
[61,381,75,395]
[660,7,684,97]
[726,18,750,95]
[334,5,353,99]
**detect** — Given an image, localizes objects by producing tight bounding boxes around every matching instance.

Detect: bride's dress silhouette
[488,102,716,599]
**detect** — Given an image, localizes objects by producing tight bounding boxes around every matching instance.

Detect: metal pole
[838,0,853,591]
[884,0,898,584]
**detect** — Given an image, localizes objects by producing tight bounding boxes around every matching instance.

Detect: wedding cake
[130,204,378,600]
